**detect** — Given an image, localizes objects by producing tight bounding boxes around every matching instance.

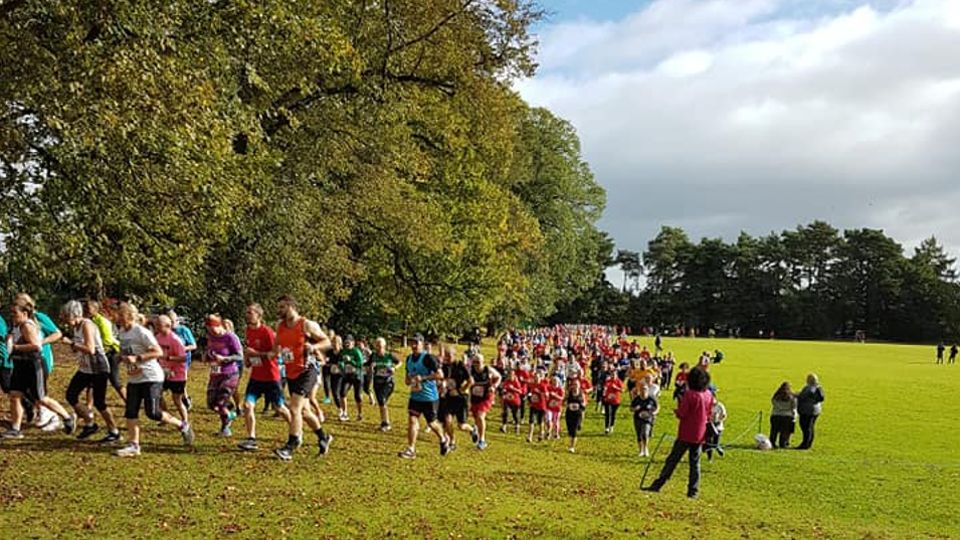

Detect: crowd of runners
[1,294,729,472]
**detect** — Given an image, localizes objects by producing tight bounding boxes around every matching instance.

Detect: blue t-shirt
[0,317,8,369]
[173,324,196,366]
[406,352,440,402]
[36,312,59,374]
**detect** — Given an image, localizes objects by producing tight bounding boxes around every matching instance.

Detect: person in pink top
[155,315,189,426]
[642,367,715,498]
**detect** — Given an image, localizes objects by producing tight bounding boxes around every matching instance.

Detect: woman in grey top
[769,382,796,449]
[795,373,824,450]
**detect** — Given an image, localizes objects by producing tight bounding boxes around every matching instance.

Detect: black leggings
[322,364,332,398]
[769,415,794,448]
[502,403,520,425]
[338,373,362,403]
[798,414,819,449]
[566,411,583,438]
[66,371,109,411]
[329,372,343,408]
[107,351,123,392]
[603,403,619,429]
[125,382,163,421]
[363,370,372,395]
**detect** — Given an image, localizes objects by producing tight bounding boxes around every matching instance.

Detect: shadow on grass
[0,437,209,455]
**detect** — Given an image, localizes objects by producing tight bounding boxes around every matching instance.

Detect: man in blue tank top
[399,334,450,459]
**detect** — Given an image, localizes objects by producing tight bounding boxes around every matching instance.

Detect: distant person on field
[936,341,945,364]
[769,382,797,449]
[642,367,715,498]
[795,373,825,450]
[704,389,726,461]
[673,362,689,404]
[949,344,958,365]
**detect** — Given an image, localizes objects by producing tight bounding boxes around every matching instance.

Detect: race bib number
[126,364,141,376]
[344,364,356,375]
[549,399,561,409]
[471,385,486,397]
[163,368,174,379]
[445,378,458,391]
[505,392,516,402]
[249,356,262,367]
[531,395,540,404]
[330,365,340,375]
[568,402,581,412]
[376,367,392,377]
[210,364,221,375]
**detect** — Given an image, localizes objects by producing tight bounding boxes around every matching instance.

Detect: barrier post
[640,433,669,488]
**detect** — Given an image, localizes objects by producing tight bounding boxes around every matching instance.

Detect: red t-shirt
[246,324,279,382]
[516,369,533,393]
[528,381,549,411]
[603,377,623,405]
[501,380,523,407]
[675,371,689,387]
[546,385,565,412]
[676,389,715,444]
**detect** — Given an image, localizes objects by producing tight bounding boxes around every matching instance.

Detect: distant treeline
[550,222,960,343]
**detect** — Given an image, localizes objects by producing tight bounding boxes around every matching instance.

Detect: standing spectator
[950,344,958,365]
[936,341,945,364]
[795,373,825,450]
[769,382,797,449]
[642,367,715,498]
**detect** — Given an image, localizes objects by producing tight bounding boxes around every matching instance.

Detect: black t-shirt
[631,395,658,420]
[441,362,469,397]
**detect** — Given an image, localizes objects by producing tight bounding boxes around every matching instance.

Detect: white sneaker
[114,443,141,457]
[35,407,56,428]
[41,415,63,432]
[568,447,576,453]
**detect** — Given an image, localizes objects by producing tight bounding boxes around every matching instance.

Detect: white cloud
[518,0,960,257]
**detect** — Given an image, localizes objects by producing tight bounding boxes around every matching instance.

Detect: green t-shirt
[369,351,396,378]
[338,347,365,374]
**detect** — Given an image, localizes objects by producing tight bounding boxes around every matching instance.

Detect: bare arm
[13,323,42,352]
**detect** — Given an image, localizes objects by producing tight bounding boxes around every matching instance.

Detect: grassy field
[0,337,957,539]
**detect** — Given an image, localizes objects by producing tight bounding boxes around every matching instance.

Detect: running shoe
[398,447,416,459]
[41,415,63,433]
[318,434,333,455]
[499,425,507,434]
[449,442,458,452]
[99,431,121,444]
[216,426,232,438]
[62,414,77,436]
[274,445,294,461]
[471,426,480,444]
[0,428,23,439]
[514,424,520,434]
[77,423,99,440]
[440,437,451,456]
[384,422,392,432]
[356,413,363,422]
[322,397,331,405]
[525,435,532,443]
[237,438,258,452]
[180,422,195,446]
[568,447,575,453]
[424,425,432,434]
[114,443,141,457]
[477,440,488,451]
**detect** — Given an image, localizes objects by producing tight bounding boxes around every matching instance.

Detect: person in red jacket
[515,364,533,424]
[602,374,623,434]
[499,370,523,434]
[643,367,715,498]
[526,369,548,443]
[545,376,565,440]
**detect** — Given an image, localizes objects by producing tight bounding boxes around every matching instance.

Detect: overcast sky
[518,0,960,273]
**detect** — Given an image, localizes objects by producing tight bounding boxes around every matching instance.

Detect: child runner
[468,353,500,450]
[602,371,623,434]
[672,362,689,404]
[526,369,548,443]
[564,378,586,453]
[631,383,659,457]
[500,369,523,434]
[705,390,726,461]
[545,376,565,440]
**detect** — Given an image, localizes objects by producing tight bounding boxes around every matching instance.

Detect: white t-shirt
[117,324,164,383]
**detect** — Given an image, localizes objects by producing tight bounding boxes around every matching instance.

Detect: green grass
[0,338,957,539]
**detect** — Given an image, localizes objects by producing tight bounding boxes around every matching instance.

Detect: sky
[517,0,960,278]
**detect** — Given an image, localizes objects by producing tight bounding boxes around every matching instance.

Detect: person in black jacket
[795,373,825,450]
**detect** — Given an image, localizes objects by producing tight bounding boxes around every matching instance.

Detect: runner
[168,310,197,411]
[398,334,450,459]
[320,330,337,405]
[499,369,523,434]
[0,298,75,440]
[60,301,119,441]
[272,296,333,461]
[337,335,365,422]
[526,368,548,443]
[631,383,659,457]
[154,315,189,427]
[14,293,64,432]
[439,344,475,450]
[84,299,126,402]
[564,377,586,453]
[545,375,565,440]
[113,302,194,456]
[359,338,375,406]
[602,370,624,434]
[327,332,344,418]
[203,314,243,437]
[468,352,500,450]
[369,337,399,431]
[238,303,291,452]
